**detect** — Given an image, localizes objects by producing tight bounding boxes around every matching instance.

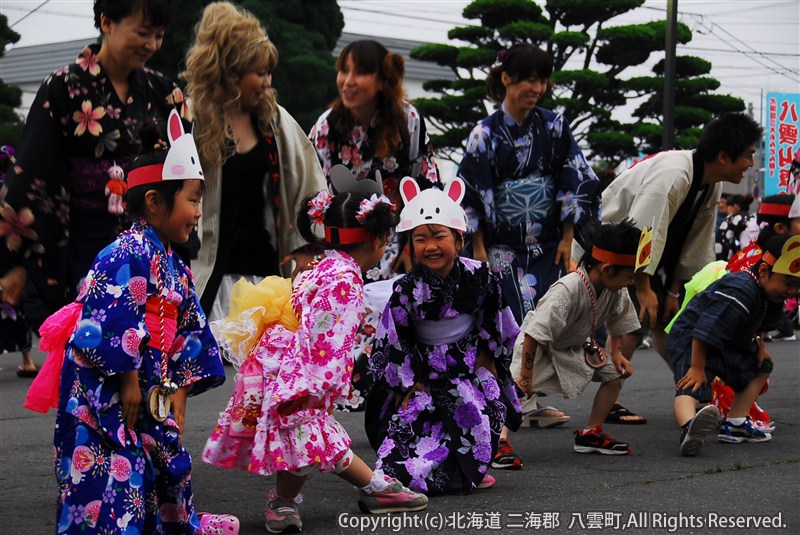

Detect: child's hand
[612,352,633,378]
[119,371,142,429]
[677,366,707,393]
[170,387,189,437]
[755,337,774,367]
[515,373,534,398]
[476,350,498,378]
[396,382,426,410]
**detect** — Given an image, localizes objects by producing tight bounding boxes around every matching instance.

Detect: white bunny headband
[127,109,204,188]
[397,176,468,233]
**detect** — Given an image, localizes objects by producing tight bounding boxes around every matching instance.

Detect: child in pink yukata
[203,170,428,534]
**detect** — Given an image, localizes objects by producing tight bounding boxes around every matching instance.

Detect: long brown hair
[328,40,409,159]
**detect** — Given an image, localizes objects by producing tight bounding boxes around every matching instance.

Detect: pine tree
[411,0,744,167]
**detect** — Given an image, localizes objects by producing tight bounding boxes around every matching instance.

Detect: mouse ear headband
[127,109,204,188]
[308,165,394,245]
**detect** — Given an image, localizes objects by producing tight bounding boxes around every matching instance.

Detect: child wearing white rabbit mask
[365,176,523,495]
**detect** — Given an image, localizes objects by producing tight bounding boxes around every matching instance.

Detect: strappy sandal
[604,403,647,425]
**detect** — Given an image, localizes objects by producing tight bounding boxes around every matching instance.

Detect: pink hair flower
[307,191,333,225]
[356,194,395,223]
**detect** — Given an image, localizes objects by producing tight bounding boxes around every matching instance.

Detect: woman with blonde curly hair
[182,1,326,319]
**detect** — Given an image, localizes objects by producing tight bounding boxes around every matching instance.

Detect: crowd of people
[1,1,798,534]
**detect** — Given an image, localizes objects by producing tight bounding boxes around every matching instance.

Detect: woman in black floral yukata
[0,0,186,366]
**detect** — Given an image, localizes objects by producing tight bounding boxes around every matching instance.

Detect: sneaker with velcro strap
[573,426,630,455]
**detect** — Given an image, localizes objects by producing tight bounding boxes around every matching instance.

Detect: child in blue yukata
[25,111,233,534]
[509,219,642,457]
[670,235,800,457]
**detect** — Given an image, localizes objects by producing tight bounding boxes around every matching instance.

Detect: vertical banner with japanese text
[764,92,799,195]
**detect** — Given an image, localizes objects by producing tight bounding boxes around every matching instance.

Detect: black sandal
[605,403,647,425]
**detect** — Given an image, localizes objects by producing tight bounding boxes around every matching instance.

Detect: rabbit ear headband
[397,176,467,233]
[128,109,204,188]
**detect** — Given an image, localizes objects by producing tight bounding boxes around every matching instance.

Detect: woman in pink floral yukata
[203,178,428,534]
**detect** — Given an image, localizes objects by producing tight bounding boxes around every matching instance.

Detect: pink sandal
[198,512,240,534]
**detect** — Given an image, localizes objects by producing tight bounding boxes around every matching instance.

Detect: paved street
[1,339,798,534]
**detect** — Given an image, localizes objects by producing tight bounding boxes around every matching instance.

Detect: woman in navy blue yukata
[457,44,601,466]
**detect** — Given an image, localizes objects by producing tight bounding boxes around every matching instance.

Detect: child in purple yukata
[508,220,642,458]
[366,176,522,495]
[670,235,800,457]
[203,167,428,534]
[25,110,234,534]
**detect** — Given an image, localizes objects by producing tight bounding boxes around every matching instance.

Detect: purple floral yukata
[366,257,522,494]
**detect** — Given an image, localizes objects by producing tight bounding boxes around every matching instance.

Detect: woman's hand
[119,371,142,429]
[555,235,572,271]
[0,266,27,306]
[170,387,189,437]
[281,247,318,281]
[476,349,498,377]
[677,366,707,393]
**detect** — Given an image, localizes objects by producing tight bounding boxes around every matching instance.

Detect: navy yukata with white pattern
[458,105,601,324]
[665,270,782,401]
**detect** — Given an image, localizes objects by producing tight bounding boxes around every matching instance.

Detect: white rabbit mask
[127,109,204,188]
[397,177,467,233]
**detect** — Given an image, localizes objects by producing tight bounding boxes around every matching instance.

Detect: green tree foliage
[0,13,23,149]
[411,0,745,167]
[147,0,343,130]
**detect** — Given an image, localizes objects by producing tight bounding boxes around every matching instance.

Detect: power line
[695,22,799,83]
[678,46,799,58]
[1,5,90,20]
[9,0,52,28]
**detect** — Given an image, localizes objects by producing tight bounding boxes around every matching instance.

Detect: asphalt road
[1,338,798,534]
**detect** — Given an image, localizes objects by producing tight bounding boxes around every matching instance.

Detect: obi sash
[145,296,178,352]
[416,314,475,346]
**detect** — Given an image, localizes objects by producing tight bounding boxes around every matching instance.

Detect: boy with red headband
[509,219,643,456]
[668,235,800,456]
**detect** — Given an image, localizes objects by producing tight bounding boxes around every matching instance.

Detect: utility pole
[662,0,678,150]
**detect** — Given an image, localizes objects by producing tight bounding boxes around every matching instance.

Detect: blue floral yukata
[365,257,522,494]
[53,220,225,534]
[458,104,601,324]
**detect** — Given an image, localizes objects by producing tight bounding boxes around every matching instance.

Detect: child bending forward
[668,235,800,457]
[203,178,428,534]
[366,177,522,495]
[510,220,642,457]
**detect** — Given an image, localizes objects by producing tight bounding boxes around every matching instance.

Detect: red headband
[127,164,165,189]
[324,226,371,245]
[761,251,777,266]
[592,246,636,267]
[758,203,791,217]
